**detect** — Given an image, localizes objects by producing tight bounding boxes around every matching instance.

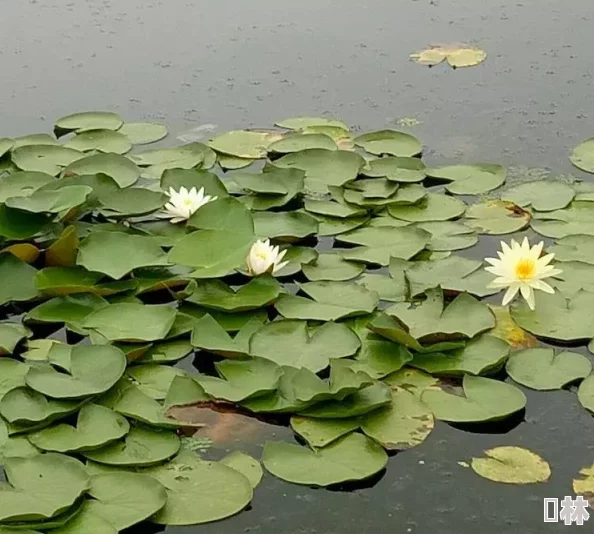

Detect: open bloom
[163,186,217,223]
[485,237,562,310]
[246,239,288,276]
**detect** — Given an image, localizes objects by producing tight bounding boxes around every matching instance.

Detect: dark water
[2,1,594,533]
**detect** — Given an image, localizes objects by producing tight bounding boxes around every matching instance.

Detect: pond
[1,1,594,533]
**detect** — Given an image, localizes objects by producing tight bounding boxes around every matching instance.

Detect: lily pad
[208,130,281,159]
[417,221,478,251]
[577,374,594,413]
[25,345,127,400]
[26,293,108,326]
[12,145,83,175]
[250,320,360,372]
[191,315,263,358]
[0,171,56,203]
[302,253,365,281]
[356,273,407,302]
[471,446,551,484]
[262,433,387,486]
[501,181,575,212]
[63,154,140,188]
[464,200,531,235]
[253,211,318,241]
[426,164,505,195]
[126,365,186,400]
[0,359,29,400]
[273,246,318,276]
[290,417,360,448]
[336,225,431,265]
[146,450,253,526]
[572,462,594,506]
[82,303,177,342]
[28,404,129,452]
[410,44,487,68]
[0,323,30,356]
[0,253,38,306]
[354,130,422,157]
[64,129,131,154]
[275,281,378,321]
[118,122,168,145]
[220,451,263,489]
[421,375,526,423]
[55,111,123,134]
[238,166,305,210]
[506,348,591,390]
[388,193,466,222]
[362,156,426,183]
[570,138,594,173]
[269,133,337,153]
[275,117,348,130]
[0,453,89,523]
[360,387,434,450]
[6,185,91,214]
[550,234,594,264]
[0,137,14,157]
[78,231,170,280]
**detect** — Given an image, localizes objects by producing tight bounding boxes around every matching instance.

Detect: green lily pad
[273,246,318,276]
[126,365,186,400]
[501,181,575,212]
[274,149,365,194]
[208,130,281,158]
[218,154,255,170]
[531,201,594,238]
[0,137,14,157]
[511,290,594,342]
[290,417,360,448]
[146,450,253,526]
[28,404,129,452]
[0,417,38,462]
[64,129,131,154]
[506,348,591,390]
[471,446,551,484]
[25,345,127,400]
[0,359,29,401]
[360,388,434,449]
[237,166,305,210]
[82,426,180,467]
[387,192,466,222]
[0,171,56,203]
[135,339,193,364]
[118,122,168,145]
[191,315,263,358]
[160,168,227,199]
[26,293,108,326]
[50,506,117,534]
[77,231,170,279]
[220,451,263,489]
[12,145,83,175]
[250,320,360,372]
[195,357,281,402]
[0,253,38,306]
[411,335,510,376]
[302,253,365,281]
[262,433,388,486]
[63,154,140,187]
[309,212,370,236]
[356,273,407,302]
[550,235,594,264]
[0,323,30,356]
[269,133,337,153]
[464,200,531,235]
[232,171,289,194]
[362,156,426,183]
[0,205,51,240]
[354,130,422,157]
[345,178,399,199]
[131,142,213,168]
[421,375,526,423]
[13,133,58,148]
[426,164,506,195]
[185,275,281,312]
[577,374,594,413]
[336,225,431,265]
[55,111,123,134]
[417,221,478,251]
[386,288,494,344]
[570,138,594,173]
[303,197,366,218]
[253,211,318,241]
[276,117,348,130]
[405,255,499,298]
[98,187,166,216]
[169,197,254,278]
[35,267,136,297]
[6,185,91,214]
[82,303,177,342]
[275,281,378,321]
[0,453,90,523]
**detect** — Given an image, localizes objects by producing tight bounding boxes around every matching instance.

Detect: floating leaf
[362,156,426,183]
[190,315,262,358]
[275,117,348,130]
[1,243,40,264]
[55,111,123,134]
[421,375,526,423]
[126,365,186,400]
[77,231,170,279]
[6,185,91,214]
[426,164,505,195]
[0,359,29,400]
[549,234,594,265]
[269,133,337,153]
[218,154,255,170]
[388,193,466,222]
[309,212,370,236]
[0,206,51,240]
[0,253,38,306]
[501,181,575,212]
[345,178,399,200]
[275,281,378,321]
[63,154,139,187]
[98,187,166,216]
[146,450,253,526]
[0,137,14,157]
[506,348,591,390]
[253,210,318,241]
[0,171,56,203]
[531,201,594,238]
[262,433,387,486]
[290,417,359,448]
[118,122,168,145]
[302,253,365,281]
[0,323,30,356]
[208,130,281,159]
[572,462,594,507]
[250,320,360,372]
[464,200,530,235]
[273,246,317,277]
[356,273,407,302]
[411,335,509,376]
[28,404,129,452]
[354,130,422,157]
[336,226,430,265]
[64,129,131,154]
[570,138,594,173]
[12,145,82,175]
[417,221,478,251]
[238,166,305,210]
[410,44,487,68]
[0,453,89,523]
[383,368,440,397]
[471,446,551,484]
[26,293,108,327]
[219,451,263,489]
[360,388,434,449]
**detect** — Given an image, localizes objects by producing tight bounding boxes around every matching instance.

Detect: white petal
[530,279,555,293]
[531,241,544,261]
[484,257,502,267]
[520,285,535,310]
[272,260,289,274]
[536,253,555,268]
[501,284,520,306]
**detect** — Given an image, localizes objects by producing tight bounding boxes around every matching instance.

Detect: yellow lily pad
[411,44,487,68]
[471,446,551,484]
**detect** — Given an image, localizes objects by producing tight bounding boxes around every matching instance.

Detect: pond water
[2,0,594,533]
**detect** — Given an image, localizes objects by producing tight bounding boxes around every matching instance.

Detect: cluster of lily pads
[2,112,594,532]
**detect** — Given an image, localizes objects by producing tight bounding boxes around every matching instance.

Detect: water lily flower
[164,186,217,223]
[485,237,562,311]
[246,239,288,276]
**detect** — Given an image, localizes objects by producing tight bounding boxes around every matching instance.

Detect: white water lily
[485,237,562,311]
[163,186,217,223]
[246,239,289,276]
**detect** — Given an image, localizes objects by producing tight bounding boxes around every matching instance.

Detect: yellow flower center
[255,251,269,261]
[515,258,536,280]
[183,198,194,206]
